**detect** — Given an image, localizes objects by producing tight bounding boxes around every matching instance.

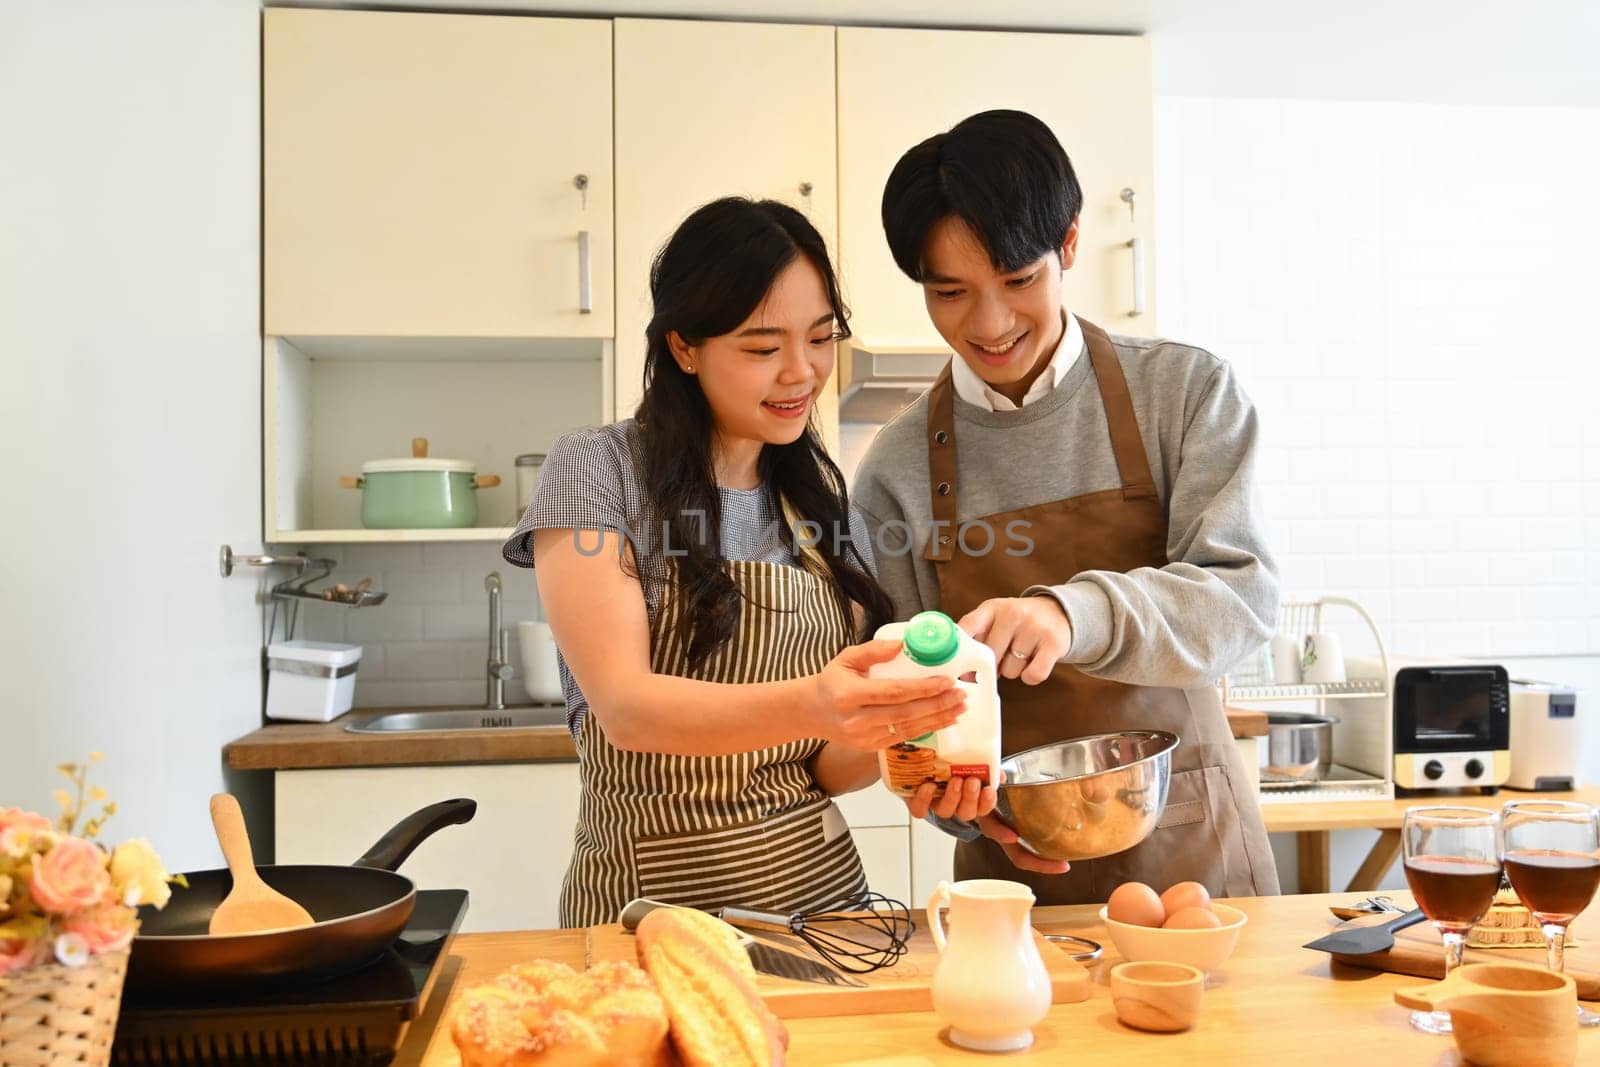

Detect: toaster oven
[1392,664,1510,795]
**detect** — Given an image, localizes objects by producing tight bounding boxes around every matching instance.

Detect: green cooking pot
[340,437,501,529]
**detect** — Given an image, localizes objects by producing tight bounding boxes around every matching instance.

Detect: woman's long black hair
[633,197,893,671]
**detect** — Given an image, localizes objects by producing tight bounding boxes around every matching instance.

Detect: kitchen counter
[1269,785,1600,895]
[394,891,1599,1065]
[223,712,577,770]
[224,706,1267,771]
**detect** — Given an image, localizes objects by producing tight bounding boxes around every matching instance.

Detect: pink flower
[0,807,52,857]
[29,836,110,915]
[62,901,136,956]
[0,931,48,977]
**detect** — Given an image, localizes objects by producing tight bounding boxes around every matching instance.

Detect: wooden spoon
[207,793,314,936]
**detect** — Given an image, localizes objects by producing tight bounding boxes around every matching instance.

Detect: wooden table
[395,891,1598,1065]
[1260,786,1600,895]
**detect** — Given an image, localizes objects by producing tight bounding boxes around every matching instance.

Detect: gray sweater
[850,332,1279,689]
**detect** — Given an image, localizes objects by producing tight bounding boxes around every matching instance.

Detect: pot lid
[361,435,475,474]
[361,457,476,474]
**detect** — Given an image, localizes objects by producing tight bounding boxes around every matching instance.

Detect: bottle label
[881,742,988,797]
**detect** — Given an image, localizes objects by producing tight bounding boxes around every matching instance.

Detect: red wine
[1404,856,1502,925]
[1504,850,1600,920]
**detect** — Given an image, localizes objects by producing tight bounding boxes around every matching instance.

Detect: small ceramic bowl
[1110,961,1205,1032]
[1098,902,1248,974]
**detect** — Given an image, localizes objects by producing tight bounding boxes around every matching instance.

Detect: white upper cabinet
[613,19,838,432]
[837,28,1156,348]
[265,9,614,338]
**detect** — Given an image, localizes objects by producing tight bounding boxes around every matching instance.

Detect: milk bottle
[871,611,1000,798]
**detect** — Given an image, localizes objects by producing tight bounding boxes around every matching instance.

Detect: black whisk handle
[718,906,802,937]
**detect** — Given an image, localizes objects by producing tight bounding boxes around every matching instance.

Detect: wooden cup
[1394,963,1577,1067]
[1110,961,1205,1032]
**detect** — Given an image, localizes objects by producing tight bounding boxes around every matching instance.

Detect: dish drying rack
[1223,595,1394,803]
[218,544,386,642]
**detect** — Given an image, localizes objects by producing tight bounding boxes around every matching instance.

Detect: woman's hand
[958,596,1073,685]
[809,639,966,750]
[905,777,997,823]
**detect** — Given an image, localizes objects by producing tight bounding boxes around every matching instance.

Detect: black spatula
[1302,908,1427,955]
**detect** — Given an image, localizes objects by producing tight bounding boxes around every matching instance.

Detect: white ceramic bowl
[1098,902,1248,974]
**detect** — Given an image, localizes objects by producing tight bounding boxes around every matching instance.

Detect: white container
[517,620,563,703]
[928,879,1051,1051]
[871,611,1000,798]
[266,640,362,722]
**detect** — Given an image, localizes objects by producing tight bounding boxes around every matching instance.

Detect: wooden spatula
[207,793,314,936]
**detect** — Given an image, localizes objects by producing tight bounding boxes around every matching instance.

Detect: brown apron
[928,316,1279,903]
[558,559,869,927]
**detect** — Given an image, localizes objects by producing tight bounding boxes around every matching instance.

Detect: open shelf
[268,527,516,545]
[265,335,612,543]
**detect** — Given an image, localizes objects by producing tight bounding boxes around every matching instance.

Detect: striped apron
[558,559,870,928]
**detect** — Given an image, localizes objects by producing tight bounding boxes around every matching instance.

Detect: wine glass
[1502,800,1600,1028]
[1401,806,1504,1035]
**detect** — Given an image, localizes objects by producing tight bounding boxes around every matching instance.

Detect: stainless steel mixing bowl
[1262,711,1339,780]
[995,731,1179,861]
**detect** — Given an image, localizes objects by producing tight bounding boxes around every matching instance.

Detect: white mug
[1301,632,1346,684]
[1270,634,1303,684]
[517,620,563,703]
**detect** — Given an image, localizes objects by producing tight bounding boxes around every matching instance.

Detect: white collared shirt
[949,310,1082,412]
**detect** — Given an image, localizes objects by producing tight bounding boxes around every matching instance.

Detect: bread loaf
[449,958,670,1067]
[635,907,788,1067]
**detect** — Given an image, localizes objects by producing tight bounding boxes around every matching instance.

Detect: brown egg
[1107,881,1165,928]
[1163,906,1223,930]
[1159,881,1212,917]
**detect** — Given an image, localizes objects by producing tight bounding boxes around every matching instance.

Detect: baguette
[636,907,787,1067]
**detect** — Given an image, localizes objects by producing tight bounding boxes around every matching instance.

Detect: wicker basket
[0,947,128,1067]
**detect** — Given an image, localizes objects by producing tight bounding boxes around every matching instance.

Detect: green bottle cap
[902,610,960,667]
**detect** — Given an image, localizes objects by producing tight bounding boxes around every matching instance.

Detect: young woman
[504,198,964,928]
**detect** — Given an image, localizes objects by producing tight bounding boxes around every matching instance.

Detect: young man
[851,109,1281,902]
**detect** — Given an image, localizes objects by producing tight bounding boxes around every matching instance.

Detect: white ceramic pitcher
[927,878,1052,1051]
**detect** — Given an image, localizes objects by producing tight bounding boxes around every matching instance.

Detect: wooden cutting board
[1326,910,1600,999]
[586,909,1090,1019]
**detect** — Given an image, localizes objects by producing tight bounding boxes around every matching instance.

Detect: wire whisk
[720,890,915,974]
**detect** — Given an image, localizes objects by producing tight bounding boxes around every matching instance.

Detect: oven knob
[1424,760,1445,781]
[1465,758,1485,779]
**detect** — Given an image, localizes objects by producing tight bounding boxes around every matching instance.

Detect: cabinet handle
[1125,235,1146,318]
[577,230,592,314]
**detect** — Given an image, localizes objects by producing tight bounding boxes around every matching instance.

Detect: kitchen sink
[344,706,567,733]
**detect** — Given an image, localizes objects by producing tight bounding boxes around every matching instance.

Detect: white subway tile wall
[288,543,543,709]
[1154,95,1600,663]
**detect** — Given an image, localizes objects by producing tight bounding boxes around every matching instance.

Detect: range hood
[837,339,952,423]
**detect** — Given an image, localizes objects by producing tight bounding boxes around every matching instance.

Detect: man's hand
[958,596,1073,684]
[974,812,1072,875]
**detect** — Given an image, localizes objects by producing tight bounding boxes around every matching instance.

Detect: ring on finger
[1010,648,1031,660]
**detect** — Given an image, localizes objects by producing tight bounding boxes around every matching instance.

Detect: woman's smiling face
[670,255,838,453]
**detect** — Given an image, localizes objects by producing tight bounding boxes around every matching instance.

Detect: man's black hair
[881,109,1082,281]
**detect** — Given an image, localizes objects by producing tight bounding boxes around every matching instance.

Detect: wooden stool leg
[1298,831,1331,894]
[1345,828,1403,893]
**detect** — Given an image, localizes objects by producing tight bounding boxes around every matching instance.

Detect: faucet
[484,572,511,710]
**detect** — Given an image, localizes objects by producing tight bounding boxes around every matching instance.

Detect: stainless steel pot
[1263,712,1340,780]
[995,731,1178,861]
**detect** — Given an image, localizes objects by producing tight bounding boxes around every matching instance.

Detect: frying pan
[127,797,475,991]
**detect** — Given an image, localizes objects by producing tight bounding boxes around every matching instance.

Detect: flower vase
[0,946,129,1067]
